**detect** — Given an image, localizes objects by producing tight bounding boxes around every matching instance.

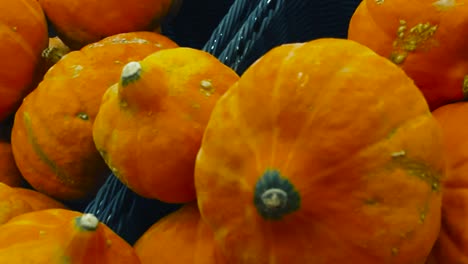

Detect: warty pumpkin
[347,0,468,110]
[0,141,23,187]
[429,101,468,263]
[11,31,178,201]
[0,208,140,263]
[0,182,65,225]
[92,47,240,203]
[194,38,445,264]
[0,0,49,121]
[134,202,225,263]
[38,0,180,49]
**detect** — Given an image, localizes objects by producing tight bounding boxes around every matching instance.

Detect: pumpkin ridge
[23,111,71,185]
[0,23,35,61]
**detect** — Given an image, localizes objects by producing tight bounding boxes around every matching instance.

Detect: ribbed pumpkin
[134,202,225,263]
[0,0,48,121]
[429,102,468,263]
[0,182,65,225]
[0,141,23,187]
[38,0,179,49]
[11,32,178,201]
[194,38,445,264]
[347,0,468,110]
[0,208,140,263]
[92,47,239,203]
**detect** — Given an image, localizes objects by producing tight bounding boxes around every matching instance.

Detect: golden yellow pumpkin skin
[93,47,239,203]
[0,208,140,263]
[195,38,445,264]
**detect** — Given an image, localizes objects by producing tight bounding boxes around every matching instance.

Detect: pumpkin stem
[121,61,142,87]
[77,213,99,231]
[254,169,300,220]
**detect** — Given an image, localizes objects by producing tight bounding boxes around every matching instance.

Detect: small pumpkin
[92,47,239,203]
[194,38,445,263]
[0,141,23,187]
[347,0,468,110]
[11,32,178,201]
[38,0,180,49]
[134,202,225,263]
[0,182,65,225]
[429,101,468,263]
[0,208,140,263]
[0,0,49,121]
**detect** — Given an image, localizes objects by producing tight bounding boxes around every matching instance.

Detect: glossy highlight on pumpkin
[194,38,445,264]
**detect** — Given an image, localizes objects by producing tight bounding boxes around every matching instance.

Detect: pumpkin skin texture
[134,202,225,263]
[0,182,65,225]
[429,102,468,263]
[0,208,140,263]
[11,32,178,201]
[0,141,23,187]
[347,0,468,111]
[92,47,239,203]
[194,38,445,264]
[39,0,176,49]
[0,0,48,121]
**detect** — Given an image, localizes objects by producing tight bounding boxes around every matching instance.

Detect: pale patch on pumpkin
[71,65,83,78]
[199,80,215,96]
[390,20,438,64]
[391,150,406,157]
[432,0,463,11]
[463,75,468,99]
[375,0,384,4]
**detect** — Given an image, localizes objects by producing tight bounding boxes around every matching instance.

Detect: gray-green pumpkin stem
[121,61,142,87]
[254,169,300,220]
[76,213,99,231]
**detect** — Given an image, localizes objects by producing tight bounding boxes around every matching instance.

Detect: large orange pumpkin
[0,141,23,187]
[39,0,179,49]
[0,182,65,225]
[92,47,239,203]
[429,101,468,263]
[194,38,445,264]
[134,202,225,263]
[0,208,140,263]
[11,32,178,201]
[347,0,468,110]
[0,0,48,121]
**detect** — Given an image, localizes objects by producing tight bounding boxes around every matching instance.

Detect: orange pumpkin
[347,0,468,110]
[92,47,239,203]
[0,182,65,225]
[0,0,49,121]
[134,202,225,263]
[429,101,468,263]
[0,141,23,187]
[11,32,178,201]
[38,0,179,49]
[194,38,445,264]
[0,208,140,263]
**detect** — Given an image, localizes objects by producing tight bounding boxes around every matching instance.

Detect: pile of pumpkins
[0,0,466,263]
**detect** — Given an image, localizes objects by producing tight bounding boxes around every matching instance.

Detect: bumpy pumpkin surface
[11,32,178,201]
[194,38,445,264]
[92,47,239,203]
[39,0,178,49]
[348,0,468,110]
[0,182,65,225]
[0,141,23,187]
[134,202,225,263]
[0,0,48,121]
[0,208,140,263]
[429,102,468,263]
